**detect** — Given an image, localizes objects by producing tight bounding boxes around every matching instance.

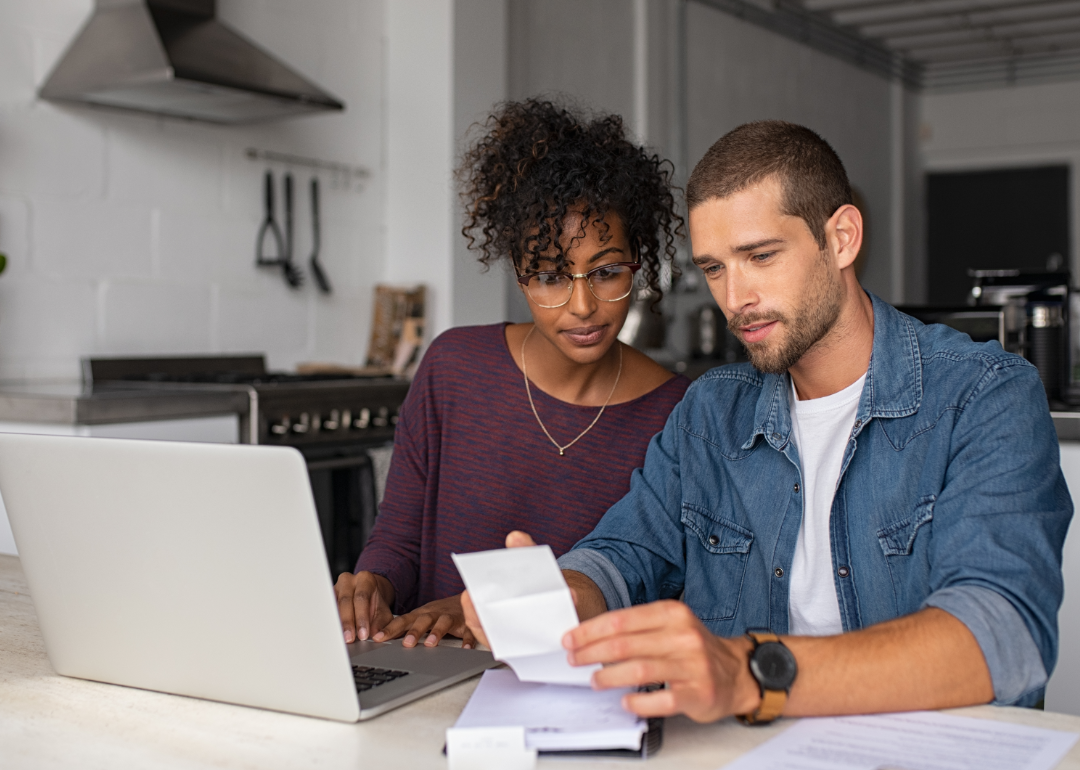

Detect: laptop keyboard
[352,665,411,692]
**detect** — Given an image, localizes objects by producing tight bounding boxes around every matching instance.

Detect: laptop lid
[0,434,361,722]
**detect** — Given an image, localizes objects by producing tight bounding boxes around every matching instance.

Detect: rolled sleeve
[924,585,1047,706]
[558,549,632,612]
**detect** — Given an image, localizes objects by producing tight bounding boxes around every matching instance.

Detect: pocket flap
[681,503,754,555]
[877,495,935,557]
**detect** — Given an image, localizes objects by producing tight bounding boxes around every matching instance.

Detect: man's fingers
[505,530,537,548]
[621,688,683,719]
[571,623,706,668]
[589,656,689,691]
[564,600,690,651]
[461,590,490,648]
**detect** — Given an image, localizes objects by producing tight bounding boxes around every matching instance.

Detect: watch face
[750,641,798,691]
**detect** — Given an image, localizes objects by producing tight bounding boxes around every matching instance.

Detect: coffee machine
[968,269,1072,405]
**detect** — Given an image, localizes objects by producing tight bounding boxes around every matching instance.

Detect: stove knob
[373,406,390,428]
[292,413,310,434]
[340,409,352,430]
[354,407,371,430]
[323,409,340,431]
[312,413,322,432]
[271,417,291,436]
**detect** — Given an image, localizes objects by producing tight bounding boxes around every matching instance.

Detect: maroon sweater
[355,324,690,613]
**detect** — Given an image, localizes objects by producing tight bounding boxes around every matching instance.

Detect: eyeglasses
[516,262,642,309]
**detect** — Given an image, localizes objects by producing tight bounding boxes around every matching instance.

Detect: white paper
[453,545,600,685]
[446,725,537,770]
[453,668,646,752]
[723,711,1079,770]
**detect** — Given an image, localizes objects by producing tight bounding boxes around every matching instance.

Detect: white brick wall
[0,0,387,379]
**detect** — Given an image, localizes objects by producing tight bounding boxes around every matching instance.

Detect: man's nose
[568,275,598,317]
[725,271,756,317]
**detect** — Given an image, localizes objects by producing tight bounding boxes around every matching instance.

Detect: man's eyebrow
[733,238,785,253]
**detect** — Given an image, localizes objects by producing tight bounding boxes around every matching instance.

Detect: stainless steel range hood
[39,0,345,124]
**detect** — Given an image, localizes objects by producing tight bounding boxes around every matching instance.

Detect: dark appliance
[968,270,1071,405]
[83,355,410,576]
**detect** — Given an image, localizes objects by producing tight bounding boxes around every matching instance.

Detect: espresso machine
[968,269,1072,405]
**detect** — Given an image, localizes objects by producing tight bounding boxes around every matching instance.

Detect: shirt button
[772,433,781,441]
[793,483,800,493]
[708,534,719,546]
[774,567,784,578]
[838,566,850,578]
[854,419,862,428]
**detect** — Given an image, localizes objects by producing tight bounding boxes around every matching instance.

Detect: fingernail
[403,635,415,646]
[357,626,367,641]
[372,631,385,641]
[567,651,576,665]
[426,634,437,646]
[344,629,354,643]
[463,643,472,650]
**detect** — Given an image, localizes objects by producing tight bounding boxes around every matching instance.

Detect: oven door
[303,444,387,578]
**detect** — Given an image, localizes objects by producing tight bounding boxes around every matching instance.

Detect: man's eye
[752,252,774,262]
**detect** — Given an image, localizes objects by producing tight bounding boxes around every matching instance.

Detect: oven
[84,355,410,577]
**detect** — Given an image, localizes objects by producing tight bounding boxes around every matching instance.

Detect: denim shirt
[559,294,1072,707]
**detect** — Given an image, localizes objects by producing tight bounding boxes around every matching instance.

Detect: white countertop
[3,553,1080,769]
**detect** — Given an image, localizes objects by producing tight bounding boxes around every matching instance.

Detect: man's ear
[827,204,863,270]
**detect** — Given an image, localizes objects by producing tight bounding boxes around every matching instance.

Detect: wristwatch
[737,630,798,725]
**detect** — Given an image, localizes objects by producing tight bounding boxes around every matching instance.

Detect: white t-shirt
[787,373,866,637]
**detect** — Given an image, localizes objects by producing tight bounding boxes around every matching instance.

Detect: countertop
[3,553,1080,769]
[0,381,251,426]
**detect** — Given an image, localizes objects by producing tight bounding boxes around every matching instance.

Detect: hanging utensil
[255,170,285,269]
[309,177,331,294]
[281,172,304,288]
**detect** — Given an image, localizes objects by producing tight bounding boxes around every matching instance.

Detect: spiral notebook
[450,668,663,758]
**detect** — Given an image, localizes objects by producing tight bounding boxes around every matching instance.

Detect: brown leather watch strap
[737,631,789,725]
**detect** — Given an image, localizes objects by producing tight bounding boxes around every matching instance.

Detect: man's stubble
[729,251,843,375]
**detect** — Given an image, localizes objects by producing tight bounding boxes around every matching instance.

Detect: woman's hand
[373,594,477,648]
[334,570,394,643]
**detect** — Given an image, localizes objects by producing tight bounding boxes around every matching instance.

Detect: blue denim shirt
[559,294,1072,707]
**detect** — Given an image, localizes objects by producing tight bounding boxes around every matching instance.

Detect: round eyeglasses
[516,262,642,309]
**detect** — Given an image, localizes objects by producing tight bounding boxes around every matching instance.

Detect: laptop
[0,433,495,722]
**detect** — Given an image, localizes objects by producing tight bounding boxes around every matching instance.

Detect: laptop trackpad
[348,639,493,675]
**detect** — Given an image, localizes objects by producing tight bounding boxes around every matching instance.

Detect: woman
[335,98,689,649]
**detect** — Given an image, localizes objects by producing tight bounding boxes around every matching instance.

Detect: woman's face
[519,211,634,366]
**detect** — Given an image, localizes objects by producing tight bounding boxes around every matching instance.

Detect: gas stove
[84,355,410,447]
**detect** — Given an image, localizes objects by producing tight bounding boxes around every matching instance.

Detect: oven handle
[305,455,373,472]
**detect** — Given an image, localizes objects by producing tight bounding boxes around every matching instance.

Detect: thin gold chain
[521,325,623,457]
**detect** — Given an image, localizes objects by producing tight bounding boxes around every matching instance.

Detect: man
[463,120,1072,724]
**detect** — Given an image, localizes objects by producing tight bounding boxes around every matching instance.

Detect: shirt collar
[745,291,922,451]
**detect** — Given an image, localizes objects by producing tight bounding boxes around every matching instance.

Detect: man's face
[689,176,843,374]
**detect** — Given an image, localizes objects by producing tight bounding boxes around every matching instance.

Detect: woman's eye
[537,274,564,287]
[703,265,722,276]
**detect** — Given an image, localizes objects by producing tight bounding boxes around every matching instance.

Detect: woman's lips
[562,325,606,346]
[739,320,777,344]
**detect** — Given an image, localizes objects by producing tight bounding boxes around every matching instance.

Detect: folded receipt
[453,545,600,686]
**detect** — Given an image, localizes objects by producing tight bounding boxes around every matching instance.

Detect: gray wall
[685,1,897,303]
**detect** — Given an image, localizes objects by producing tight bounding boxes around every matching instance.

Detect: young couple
[340,101,1072,723]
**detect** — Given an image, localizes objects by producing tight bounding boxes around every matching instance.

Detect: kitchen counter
[0,381,251,426]
[3,553,1080,769]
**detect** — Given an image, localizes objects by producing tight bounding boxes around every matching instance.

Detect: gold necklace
[521,325,623,456]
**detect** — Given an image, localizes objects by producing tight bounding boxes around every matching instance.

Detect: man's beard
[728,255,843,375]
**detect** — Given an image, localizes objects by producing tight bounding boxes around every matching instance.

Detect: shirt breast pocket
[875,495,935,616]
[680,503,754,622]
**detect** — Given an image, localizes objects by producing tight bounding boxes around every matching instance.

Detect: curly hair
[457,98,683,304]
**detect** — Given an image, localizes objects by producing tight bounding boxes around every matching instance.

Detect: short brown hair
[686,121,851,248]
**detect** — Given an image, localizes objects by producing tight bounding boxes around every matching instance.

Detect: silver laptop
[0,433,495,722]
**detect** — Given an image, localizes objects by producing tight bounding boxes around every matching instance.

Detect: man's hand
[334,570,394,643]
[564,599,760,722]
[460,530,537,648]
[371,593,476,649]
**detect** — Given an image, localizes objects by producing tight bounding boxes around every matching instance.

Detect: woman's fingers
[424,613,457,646]
[400,613,438,647]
